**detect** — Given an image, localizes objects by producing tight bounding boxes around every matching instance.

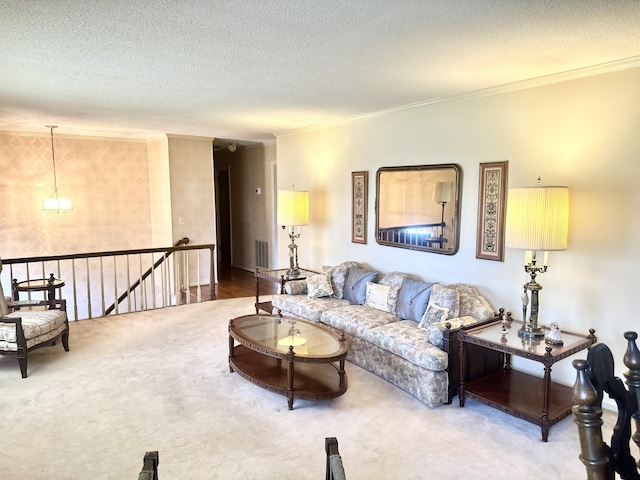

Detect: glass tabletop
[465,319,593,360]
[15,278,65,290]
[256,268,317,280]
[230,314,345,358]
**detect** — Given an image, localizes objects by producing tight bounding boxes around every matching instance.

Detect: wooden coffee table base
[230,345,347,410]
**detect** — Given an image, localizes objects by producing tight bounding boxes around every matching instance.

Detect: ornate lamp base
[518,324,546,340]
[286,228,301,278]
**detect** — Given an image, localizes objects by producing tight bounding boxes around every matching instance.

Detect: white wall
[275,66,640,394]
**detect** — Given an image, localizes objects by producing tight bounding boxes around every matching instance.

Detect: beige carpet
[0,297,612,479]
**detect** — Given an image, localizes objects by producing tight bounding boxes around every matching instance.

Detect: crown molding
[276,55,640,138]
[0,129,149,142]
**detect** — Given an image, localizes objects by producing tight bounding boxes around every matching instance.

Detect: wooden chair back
[572,332,640,479]
[325,437,346,480]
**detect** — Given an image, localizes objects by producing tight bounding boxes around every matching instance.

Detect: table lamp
[505,182,569,339]
[277,187,309,277]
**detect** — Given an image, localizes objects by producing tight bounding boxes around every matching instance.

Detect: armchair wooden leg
[18,349,27,378]
[62,329,70,351]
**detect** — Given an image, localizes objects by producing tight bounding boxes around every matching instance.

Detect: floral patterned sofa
[271,261,498,408]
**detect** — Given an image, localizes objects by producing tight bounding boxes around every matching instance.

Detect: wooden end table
[229,314,348,410]
[254,267,317,314]
[458,317,596,442]
[12,273,65,309]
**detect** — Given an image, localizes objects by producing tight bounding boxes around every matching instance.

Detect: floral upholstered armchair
[0,257,69,377]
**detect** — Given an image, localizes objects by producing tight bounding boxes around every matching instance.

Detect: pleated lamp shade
[505,186,569,251]
[277,190,309,226]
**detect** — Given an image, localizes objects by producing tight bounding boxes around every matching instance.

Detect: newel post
[623,331,640,468]
[572,358,609,480]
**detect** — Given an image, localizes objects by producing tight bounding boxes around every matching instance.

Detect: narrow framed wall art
[351,171,368,244]
[476,161,508,261]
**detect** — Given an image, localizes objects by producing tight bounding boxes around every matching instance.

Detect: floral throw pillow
[307,272,334,298]
[364,281,400,314]
[418,304,450,329]
[323,265,347,299]
[427,283,460,320]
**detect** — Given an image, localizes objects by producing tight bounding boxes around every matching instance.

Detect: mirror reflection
[375,164,462,255]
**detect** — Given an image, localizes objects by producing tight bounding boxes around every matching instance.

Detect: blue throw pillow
[396,278,434,321]
[343,266,378,305]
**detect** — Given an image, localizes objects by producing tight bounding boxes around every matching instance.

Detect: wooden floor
[187,264,279,302]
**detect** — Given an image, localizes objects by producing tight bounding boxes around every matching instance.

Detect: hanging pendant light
[43,125,73,212]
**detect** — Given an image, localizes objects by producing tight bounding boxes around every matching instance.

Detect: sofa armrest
[426,316,478,348]
[0,315,27,348]
[442,309,504,404]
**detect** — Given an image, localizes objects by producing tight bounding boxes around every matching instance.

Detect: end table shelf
[463,369,574,424]
[458,316,596,442]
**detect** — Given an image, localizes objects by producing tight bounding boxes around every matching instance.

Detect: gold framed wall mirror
[375,164,462,255]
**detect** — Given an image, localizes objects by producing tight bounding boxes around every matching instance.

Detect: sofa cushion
[360,320,449,371]
[396,278,434,322]
[448,283,481,297]
[306,272,333,298]
[320,305,398,337]
[458,292,494,320]
[427,283,460,320]
[323,261,360,299]
[0,309,67,343]
[272,295,350,322]
[343,266,378,305]
[364,282,399,314]
[378,271,407,288]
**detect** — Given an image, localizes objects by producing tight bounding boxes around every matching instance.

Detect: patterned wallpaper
[0,131,152,258]
[147,136,173,247]
[167,136,216,285]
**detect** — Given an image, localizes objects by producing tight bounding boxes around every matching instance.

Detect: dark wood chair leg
[62,328,70,351]
[18,349,27,378]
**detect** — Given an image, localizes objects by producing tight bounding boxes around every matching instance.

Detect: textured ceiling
[2,0,640,142]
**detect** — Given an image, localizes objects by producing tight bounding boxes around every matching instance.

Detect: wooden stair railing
[104,237,198,316]
[2,241,216,321]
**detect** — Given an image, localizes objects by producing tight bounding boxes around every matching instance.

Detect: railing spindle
[126,255,131,312]
[185,251,190,304]
[113,256,118,315]
[161,256,167,307]
[196,252,201,303]
[150,252,156,309]
[139,254,145,311]
[86,257,92,319]
[72,258,78,321]
[25,263,32,301]
[100,257,106,317]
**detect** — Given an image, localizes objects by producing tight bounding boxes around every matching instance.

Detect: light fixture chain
[49,126,59,194]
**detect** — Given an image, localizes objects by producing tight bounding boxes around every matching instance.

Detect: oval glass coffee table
[228,314,348,410]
